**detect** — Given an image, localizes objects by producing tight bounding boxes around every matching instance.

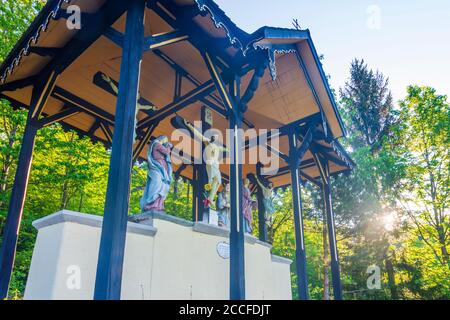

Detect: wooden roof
[0,0,353,187]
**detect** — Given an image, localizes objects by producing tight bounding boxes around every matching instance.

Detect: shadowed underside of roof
[0,0,353,187]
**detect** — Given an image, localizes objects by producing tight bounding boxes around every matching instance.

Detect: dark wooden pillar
[193,107,211,223]
[202,50,249,299]
[94,0,145,300]
[288,132,309,300]
[255,163,268,242]
[320,159,343,300]
[0,117,37,299]
[0,71,57,299]
[191,165,198,221]
[229,76,245,300]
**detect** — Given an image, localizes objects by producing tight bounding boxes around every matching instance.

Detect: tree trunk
[440,243,450,269]
[60,179,69,210]
[385,258,398,300]
[437,225,450,268]
[186,182,190,203]
[60,133,75,210]
[78,190,84,212]
[173,178,178,196]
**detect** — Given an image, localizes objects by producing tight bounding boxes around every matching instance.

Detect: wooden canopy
[0,0,353,187]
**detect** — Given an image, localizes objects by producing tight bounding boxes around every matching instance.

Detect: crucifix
[93,71,158,140]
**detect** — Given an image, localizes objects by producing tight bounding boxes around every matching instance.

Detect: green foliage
[0,0,45,61]
[340,59,395,150]
[384,86,450,299]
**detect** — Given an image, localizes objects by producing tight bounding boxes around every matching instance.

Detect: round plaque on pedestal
[216,241,230,259]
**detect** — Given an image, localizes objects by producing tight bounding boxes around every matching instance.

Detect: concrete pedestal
[24,210,292,300]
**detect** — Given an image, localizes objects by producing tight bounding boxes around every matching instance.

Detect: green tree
[388,86,449,272]
[380,86,450,298]
[340,59,395,150]
[0,0,45,59]
[333,59,401,299]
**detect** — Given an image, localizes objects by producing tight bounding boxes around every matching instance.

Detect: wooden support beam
[30,70,59,119]
[299,171,322,188]
[292,125,316,167]
[103,27,124,48]
[58,119,109,147]
[200,98,227,117]
[266,144,289,163]
[152,49,255,128]
[265,159,316,179]
[148,0,238,70]
[0,72,54,298]
[239,61,268,113]
[0,76,36,92]
[173,70,182,100]
[94,0,145,300]
[279,113,322,136]
[174,163,187,179]
[38,107,80,127]
[288,131,309,300]
[295,51,329,137]
[312,152,343,300]
[202,51,236,117]
[45,1,129,76]
[152,50,225,115]
[132,123,157,163]
[52,86,115,125]
[99,122,113,144]
[143,30,188,52]
[92,71,156,119]
[27,46,61,58]
[244,129,281,151]
[88,119,101,136]
[54,10,93,22]
[136,79,216,131]
[0,116,37,299]
[228,75,246,300]
[312,143,350,168]
[244,113,322,153]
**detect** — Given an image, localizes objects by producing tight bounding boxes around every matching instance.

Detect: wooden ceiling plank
[52,86,115,125]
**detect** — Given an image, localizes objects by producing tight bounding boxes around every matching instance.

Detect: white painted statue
[254,175,276,225]
[216,182,231,227]
[184,119,228,205]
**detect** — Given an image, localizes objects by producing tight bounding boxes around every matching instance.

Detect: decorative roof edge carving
[0,0,71,84]
[193,0,245,53]
[331,140,355,169]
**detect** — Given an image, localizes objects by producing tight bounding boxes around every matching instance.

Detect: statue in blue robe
[140,135,173,212]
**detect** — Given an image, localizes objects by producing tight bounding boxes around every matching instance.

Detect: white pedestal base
[25,210,292,300]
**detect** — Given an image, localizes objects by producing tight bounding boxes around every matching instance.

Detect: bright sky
[215,0,450,103]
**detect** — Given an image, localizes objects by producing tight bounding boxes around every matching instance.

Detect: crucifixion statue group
[136,115,275,235]
[97,72,276,234]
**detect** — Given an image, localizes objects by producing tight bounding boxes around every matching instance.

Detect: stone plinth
[24,210,292,300]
